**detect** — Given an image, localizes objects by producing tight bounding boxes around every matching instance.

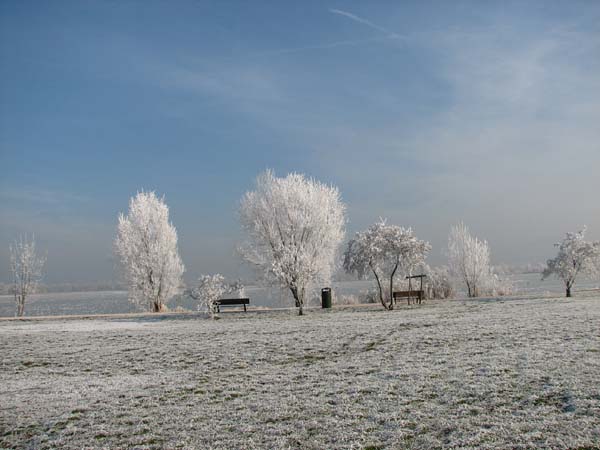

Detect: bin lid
[322,287,331,292]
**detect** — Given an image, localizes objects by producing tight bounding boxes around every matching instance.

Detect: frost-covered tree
[343,219,431,310]
[193,274,226,318]
[192,274,245,318]
[239,170,345,315]
[447,222,493,298]
[424,265,455,300]
[542,227,600,297]
[487,271,514,297]
[114,191,185,312]
[10,235,45,317]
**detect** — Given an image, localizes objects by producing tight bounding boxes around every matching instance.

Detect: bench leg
[243,304,247,312]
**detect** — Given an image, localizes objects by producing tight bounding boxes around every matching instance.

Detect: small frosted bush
[425,266,455,300]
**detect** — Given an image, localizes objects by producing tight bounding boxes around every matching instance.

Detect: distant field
[1,295,599,449]
[1,273,599,318]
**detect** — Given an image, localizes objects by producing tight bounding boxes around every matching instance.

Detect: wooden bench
[393,290,425,305]
[215,298,250,313]
[394,274,428,305]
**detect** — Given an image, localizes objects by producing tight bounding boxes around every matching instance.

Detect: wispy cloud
[329,8,401,38]
[235,8,406,59]
[246,36,396,57]
[0,187,87,205]
[307,21,600,261]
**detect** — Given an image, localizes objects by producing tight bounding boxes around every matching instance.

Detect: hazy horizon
[1,1,599,284]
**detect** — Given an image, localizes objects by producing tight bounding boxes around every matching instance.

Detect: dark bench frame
[215,298,250,312]
[393,274,427,305]
[393,290,424,305]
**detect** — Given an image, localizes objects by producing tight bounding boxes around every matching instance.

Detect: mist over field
[1,273,599,318]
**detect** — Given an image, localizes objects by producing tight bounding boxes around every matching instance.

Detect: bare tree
[239,170,346,315]
[343,219,431,310]
[10,235,45,317]
[114,191,185,312]
[543,227,600,297]
[447,222,492,298]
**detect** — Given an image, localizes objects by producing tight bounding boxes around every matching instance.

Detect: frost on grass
[1,296,599,449]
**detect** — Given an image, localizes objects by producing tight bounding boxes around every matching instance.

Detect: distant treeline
[0,264,546,296]
[0,281,125,295]
[493,263,546,275]
[332,263,544,282]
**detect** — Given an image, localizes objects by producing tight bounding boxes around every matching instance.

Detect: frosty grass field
[1,294,599,449]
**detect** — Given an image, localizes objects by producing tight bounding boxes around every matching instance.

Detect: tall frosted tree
[10,235,45,317]
[543,227,600,297]
[343,219,431,310]
[115,191,185,312]
[239,170,346,315]
[447,222,492,298]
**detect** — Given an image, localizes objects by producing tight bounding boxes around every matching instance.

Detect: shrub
[425,266,455,299]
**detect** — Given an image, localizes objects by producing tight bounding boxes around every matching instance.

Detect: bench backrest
[393,290,424,298]
[217,298,250,305]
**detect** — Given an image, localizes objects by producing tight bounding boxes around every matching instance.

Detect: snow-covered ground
[1,295,599,449]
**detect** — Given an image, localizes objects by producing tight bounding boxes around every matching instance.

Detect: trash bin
[321,287,332,309]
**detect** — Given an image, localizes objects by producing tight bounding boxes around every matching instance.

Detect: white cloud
[329,8,401,38]
[306,21,600,263]
[0,187,88,205]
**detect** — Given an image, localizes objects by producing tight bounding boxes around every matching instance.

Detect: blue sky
[1,1,599,283]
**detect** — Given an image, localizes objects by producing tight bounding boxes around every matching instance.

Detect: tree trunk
[290,286,303,315]
[566,286,571,297]
[389,263,398,311]
[16,295,25,317]
[19,295,24,317]
[371,265,390,310]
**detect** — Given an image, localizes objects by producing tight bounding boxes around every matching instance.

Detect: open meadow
[1,295,599,449]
